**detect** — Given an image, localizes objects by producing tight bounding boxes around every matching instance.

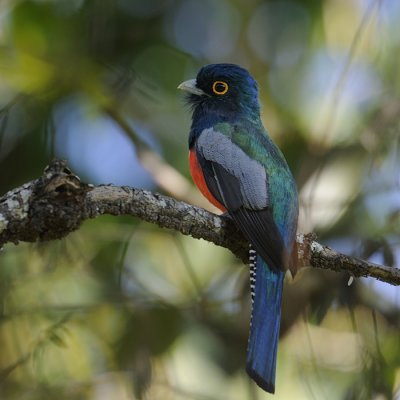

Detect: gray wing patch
[197,128,268,210]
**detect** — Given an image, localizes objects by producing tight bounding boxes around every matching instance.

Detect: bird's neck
[189,105,261,148]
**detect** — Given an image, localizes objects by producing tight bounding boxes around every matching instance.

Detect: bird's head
[178,64,260,122]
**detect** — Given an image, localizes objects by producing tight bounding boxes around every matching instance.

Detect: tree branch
[1,160,399,286]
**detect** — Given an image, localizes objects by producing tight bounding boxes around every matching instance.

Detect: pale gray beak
[177,79,206,96]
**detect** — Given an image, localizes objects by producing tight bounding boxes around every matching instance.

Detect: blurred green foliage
[1,0,400,399]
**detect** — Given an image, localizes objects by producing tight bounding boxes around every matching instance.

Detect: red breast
[189,149,226,212]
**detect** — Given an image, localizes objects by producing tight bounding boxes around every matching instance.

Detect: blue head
[178,64,261,140]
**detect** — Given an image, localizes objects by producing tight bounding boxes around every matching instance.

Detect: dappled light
[0,0,400,399]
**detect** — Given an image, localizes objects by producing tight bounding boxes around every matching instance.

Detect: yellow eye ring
[212,81,229,95]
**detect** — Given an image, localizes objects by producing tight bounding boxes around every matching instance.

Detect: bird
[178,63,299,394]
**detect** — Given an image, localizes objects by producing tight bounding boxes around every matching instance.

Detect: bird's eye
[212,81,229,95]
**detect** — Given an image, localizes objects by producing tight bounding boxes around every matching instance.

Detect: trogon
[178,63,299,394]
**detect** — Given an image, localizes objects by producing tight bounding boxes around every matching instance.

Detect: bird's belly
[189,149,226,212]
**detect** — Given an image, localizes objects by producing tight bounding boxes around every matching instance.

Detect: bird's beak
[177,79,206,96]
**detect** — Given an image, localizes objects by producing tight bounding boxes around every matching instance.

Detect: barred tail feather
[246,253,284,393]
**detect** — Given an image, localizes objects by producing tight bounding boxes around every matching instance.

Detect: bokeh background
[1,0,400,399]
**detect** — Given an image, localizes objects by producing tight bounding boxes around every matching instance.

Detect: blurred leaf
[1,0,400,398]
[117,306,183,360]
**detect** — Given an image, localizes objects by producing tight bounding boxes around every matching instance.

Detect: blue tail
[246,253,284,393]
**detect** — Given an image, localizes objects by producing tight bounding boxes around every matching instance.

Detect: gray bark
[1,160,399,286]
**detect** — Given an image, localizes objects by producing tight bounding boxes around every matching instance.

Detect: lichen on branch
[0,160,399,286]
